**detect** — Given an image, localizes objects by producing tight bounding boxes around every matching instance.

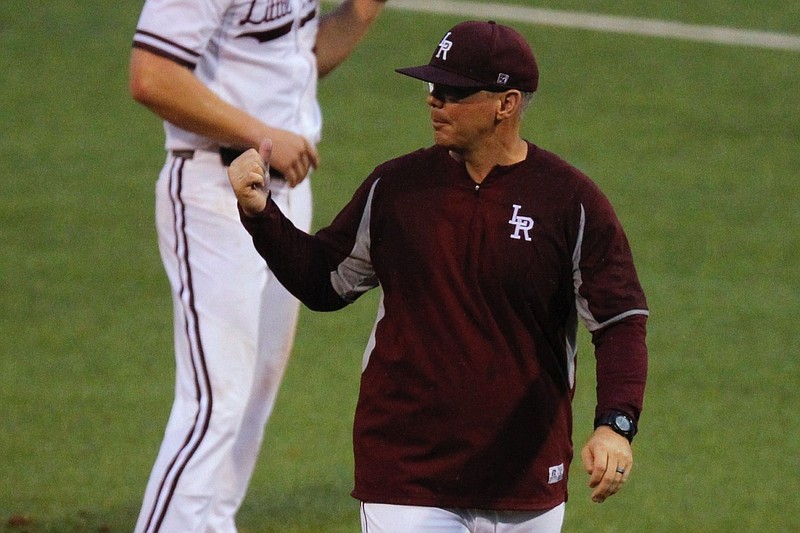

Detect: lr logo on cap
[436,31,453,60]
[509,204,534,241]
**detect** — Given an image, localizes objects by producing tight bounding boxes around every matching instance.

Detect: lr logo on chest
[509,204,534,241]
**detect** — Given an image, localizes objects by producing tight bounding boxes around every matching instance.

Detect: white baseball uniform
[132,0,320,531]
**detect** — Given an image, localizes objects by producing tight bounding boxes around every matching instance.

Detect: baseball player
[128,0,384,531]
[228,20,649,533]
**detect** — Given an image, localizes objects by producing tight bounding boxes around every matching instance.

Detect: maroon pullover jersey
[242,142,649,511]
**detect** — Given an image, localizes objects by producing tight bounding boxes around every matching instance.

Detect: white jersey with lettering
[133,0,322,150]
[131,1,319,532]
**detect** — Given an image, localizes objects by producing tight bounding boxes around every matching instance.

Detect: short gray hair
[518,91,535,116]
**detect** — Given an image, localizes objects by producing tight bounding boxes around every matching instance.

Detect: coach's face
[427,84,506,154]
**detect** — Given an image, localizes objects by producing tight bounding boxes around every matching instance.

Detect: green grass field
[1,1,798,531]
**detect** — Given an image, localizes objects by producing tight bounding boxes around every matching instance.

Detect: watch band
[594,411,637,442]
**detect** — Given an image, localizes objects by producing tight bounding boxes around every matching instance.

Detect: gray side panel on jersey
[572,203,649,334]
[360,291,385,373]
[329,179,380,302]
[565,205,588,389]
[563,306,578,390]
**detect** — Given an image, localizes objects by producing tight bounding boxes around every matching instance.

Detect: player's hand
[265,128,319,187]
[227,139,273,217]
[580,426,633,503]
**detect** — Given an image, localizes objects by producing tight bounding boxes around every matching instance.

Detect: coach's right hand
[228,139,274,217]
[265,128,319,187]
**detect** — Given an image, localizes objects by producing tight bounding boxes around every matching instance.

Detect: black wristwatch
[594,412,637,443]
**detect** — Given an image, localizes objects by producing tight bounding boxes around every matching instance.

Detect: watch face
[615,415,631,432]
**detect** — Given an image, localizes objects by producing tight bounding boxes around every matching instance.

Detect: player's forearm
[316,0,385,77]
[129,48,267,150]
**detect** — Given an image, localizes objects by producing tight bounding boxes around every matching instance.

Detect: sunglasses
[427,82,486,103]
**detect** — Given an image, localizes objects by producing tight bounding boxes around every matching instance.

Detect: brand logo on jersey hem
[509,204,534,241]
[548,463,564,484]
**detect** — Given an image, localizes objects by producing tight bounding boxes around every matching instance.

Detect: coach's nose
[427,93,445,108]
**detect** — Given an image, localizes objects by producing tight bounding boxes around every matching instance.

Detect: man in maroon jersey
[228,20,648,533]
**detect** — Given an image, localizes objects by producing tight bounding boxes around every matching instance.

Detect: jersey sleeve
[572,180,649,422]
[592,314,648,422]
[240,173,381,311]
[132,0,229,68]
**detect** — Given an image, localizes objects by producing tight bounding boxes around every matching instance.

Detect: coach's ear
[495,90,523,121]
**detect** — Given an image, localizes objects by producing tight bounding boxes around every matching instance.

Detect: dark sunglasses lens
[428,83,481,102]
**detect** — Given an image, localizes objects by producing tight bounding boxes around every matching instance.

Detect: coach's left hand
[580,426,633,503]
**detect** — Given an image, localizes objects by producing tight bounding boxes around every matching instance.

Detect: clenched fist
[227,139,274,217]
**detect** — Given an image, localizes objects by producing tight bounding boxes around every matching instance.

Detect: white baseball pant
[360,502,566,533]
[135,149,312,533]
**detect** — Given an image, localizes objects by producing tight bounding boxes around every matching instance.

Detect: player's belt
[171,148,285,180]
[218,146,246,166]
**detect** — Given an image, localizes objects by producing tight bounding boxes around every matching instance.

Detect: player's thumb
[258,138,274,164]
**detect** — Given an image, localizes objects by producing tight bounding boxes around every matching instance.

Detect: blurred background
[1,1,798,531]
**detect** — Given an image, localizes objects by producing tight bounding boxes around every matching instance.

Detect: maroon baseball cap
[395,20,539,92]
